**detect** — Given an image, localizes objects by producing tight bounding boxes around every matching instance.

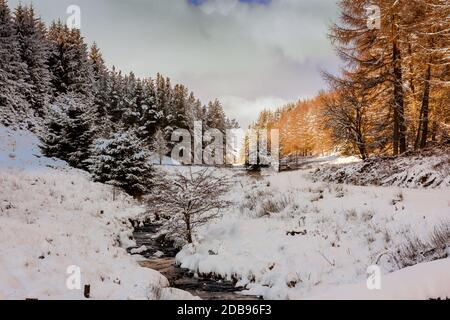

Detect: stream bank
[131,223,261,300]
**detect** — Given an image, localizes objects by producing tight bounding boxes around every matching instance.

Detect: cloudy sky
[9,0,340,127]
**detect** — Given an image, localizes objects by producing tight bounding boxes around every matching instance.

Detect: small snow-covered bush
[259,195,292,217]
[239,185,294,218]
[430,222,450,253]
[147,168,233,244]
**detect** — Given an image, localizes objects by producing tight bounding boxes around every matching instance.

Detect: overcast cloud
[8,0,340,127]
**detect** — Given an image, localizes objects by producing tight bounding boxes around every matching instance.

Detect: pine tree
[172,84,189,130]
[41,93,94,169]
[122,72,141,130]
[0,0,29,126]
[206,99,226,133]
[88,130,154,198]
[107,66,125,130]
[88,43,110,133]
[14,4,52,118]
[89,42,106,81]
[138,78,163,143]
[47,21,92,97]
[40,103,66,159]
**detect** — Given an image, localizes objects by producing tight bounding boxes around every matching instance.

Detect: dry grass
[395,221,450,268]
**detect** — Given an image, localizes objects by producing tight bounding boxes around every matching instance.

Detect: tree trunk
[357,142,368,160]
[392,14,407,155]
[414,106,424,150]
[419,63,432,149]
[431,120,438,142]
[184,213,193,244]
[355,105,367,160]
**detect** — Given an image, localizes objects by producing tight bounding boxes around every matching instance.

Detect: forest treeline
[0,1,238,196]
[252,0,449,160]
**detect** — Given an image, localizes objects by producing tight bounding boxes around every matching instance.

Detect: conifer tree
[14,4,52,117]
[206,99,226,133]
[47,21,92,97]
[107,66,125,129]
[0,0,29,126]
[138,78,162,142]
[172,84,189,130]
[88,43,110,132]
[88,129,154,198]
[41,93,94,169]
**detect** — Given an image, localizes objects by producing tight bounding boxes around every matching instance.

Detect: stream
[131,223,262,300]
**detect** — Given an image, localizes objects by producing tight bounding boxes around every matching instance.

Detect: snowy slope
[0,126,191,300]
[0,126,67,171]
[312,146,450,189]
[176,168,450,300]
[308,258,450,300]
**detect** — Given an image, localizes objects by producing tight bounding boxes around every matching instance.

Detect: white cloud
[8,0,340,126]
[221,95,290,128]
[200,0,240,15]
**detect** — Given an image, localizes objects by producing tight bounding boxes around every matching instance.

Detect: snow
[0,126,66,171]
[308,259,450,300]
[0,126,193,300]
[313,147,450,188]
[2,124,448,300]
[150,153,181,166]
[176,165,450,300]
[130,246,148,255]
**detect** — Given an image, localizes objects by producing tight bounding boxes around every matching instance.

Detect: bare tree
[147,168,233,244]
[321,72,385,160]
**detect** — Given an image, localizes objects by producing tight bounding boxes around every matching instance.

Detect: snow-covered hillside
[2,125,449,300]
[312,146,450,189]
[0,126,189,300]
[176,168,450,300]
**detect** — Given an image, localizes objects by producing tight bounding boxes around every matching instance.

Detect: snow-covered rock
[130,246,148,255]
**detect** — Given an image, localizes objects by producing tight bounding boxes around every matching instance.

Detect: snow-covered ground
[176,165,450,300]
[2,125,449,300]
[312,147,450,188]
[0,126,192,300]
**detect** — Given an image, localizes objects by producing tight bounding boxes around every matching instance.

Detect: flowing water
[132,224,261,300]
